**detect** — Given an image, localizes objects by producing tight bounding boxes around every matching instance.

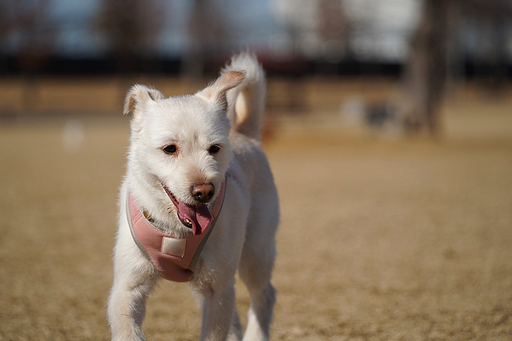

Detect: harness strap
[126,177,227,282]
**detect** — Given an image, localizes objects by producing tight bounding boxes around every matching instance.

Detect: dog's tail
[223,52,266,140]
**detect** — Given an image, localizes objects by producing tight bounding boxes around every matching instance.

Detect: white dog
[108,52,279,341]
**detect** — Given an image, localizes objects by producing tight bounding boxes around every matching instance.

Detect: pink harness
[126,179,227,282]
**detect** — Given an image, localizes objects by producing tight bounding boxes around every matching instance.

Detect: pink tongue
[178,202,212,235]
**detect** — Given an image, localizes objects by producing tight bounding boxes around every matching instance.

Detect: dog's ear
[124,85,165,115]
[197,71,245,110]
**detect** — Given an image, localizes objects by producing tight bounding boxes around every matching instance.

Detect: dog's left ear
[197,71,245,110]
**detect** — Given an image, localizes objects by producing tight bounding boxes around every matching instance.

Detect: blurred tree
[93,0,164,109]
[402,0,511,135]
[182,0,227,83]
[462,0,511,91]
[93,0,164,73]
[317,0,351,62]
[0,0,54,73]
[0,0,55,113]
[401,0,451,135]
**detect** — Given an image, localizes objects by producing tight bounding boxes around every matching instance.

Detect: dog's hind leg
[191,282,241,341]
[238,239,277,341]
[228,309,244,341]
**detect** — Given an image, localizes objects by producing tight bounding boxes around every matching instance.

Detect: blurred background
[0,0,511,134]
[1,1,512,340]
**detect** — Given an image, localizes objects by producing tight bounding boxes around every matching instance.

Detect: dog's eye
[208,144,221,155]
[163,144,177,155]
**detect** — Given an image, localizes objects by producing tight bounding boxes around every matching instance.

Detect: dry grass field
[1,80,511,340]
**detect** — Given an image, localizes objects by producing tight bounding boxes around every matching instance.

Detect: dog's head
[125,71,245,235]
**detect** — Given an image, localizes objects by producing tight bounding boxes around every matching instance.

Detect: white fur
[108,52,279,341]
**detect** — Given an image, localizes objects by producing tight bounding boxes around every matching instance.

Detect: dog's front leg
[194,284,240,341]
[108,270,157,341]
[108,229,158,341]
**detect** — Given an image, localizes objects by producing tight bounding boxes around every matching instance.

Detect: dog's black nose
[191,183,215,203]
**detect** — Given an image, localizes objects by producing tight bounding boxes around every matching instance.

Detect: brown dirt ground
[1,87,512,340]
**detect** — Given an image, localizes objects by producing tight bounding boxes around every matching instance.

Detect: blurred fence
[0,75,402,117]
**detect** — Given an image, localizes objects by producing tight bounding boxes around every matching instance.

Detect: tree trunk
[402,0,452,135]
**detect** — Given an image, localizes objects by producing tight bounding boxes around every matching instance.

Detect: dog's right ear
[124,85,165,115]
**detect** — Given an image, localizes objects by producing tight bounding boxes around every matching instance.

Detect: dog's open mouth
[162,186,212,235]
